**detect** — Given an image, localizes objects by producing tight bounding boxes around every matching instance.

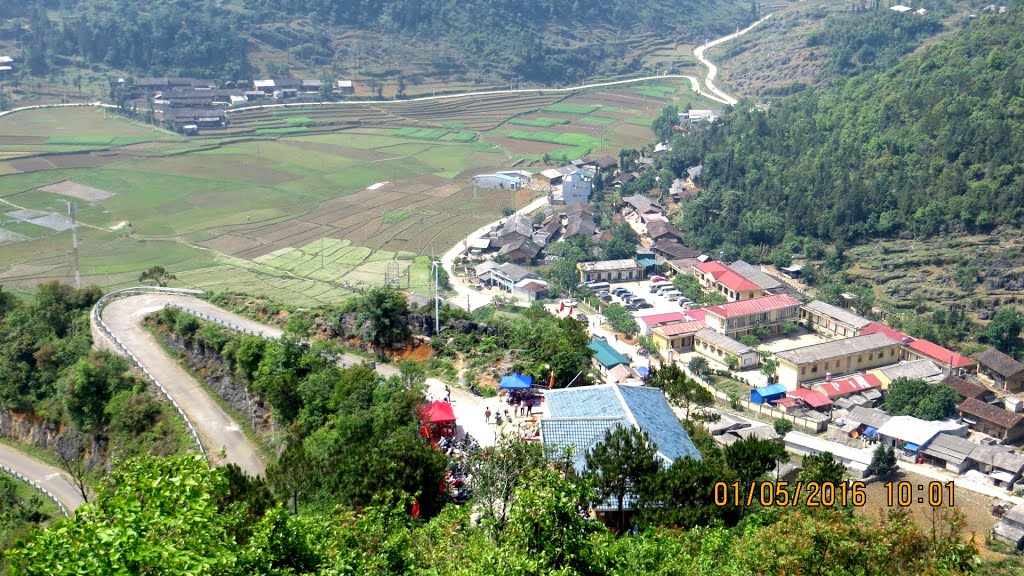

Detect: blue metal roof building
[540,384,702,475]
[751,383,788,404]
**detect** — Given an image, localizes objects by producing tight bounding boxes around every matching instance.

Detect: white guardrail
[163,303,277,339]
[92,287,209,457]
[0,462,69,517]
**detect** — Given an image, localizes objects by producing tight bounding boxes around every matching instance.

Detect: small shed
[751,384,787,404]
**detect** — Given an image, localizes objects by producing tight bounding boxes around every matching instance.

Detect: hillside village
[449,132,1024,548]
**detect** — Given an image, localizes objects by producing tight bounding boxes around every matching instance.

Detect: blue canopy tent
[635,366,650,379]
[500,373,534,390]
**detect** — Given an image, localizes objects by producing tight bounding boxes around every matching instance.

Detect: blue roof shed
[751,383,788,404]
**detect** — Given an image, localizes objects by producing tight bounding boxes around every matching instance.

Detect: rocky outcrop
[161,332,275,435]
[0,410,108,471]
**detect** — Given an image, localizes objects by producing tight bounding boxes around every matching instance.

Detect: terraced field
[0,79,698,304]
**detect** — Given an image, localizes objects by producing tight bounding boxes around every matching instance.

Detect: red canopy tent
[420,400,456,424]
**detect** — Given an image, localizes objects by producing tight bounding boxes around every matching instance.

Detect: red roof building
[651,320,708,351]
[636,312,689,335]
[905,339,977,374]
[693,261,765,301]
[812,373,883,399]
[787,388,833,409]
[860,322,914,343]
[702,294,802,339]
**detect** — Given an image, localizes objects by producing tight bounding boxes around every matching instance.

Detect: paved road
[102,294,267,477]
[441,195,550,311]
[0,443,84,513]
[694,14,773,106]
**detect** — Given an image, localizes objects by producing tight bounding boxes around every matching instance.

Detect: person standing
[485,407,492,424]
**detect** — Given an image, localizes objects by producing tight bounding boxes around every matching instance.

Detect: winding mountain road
[0,443,84,514]
[694,14,773,105]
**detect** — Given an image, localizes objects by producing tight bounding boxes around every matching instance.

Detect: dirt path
[694,14,773,105]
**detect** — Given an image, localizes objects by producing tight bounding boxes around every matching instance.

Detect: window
[868,353,874,360]
[857,356,862,363]
[801,367,806,375]
[890,349,895,357]
[812,365,818,373]
[835,360,840,369]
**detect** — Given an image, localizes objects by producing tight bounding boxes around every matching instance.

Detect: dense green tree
[62,351,136,430]
[603,304,639,336]
[651,104,680,142]
[982,307,1024,354]
[603,223,639,260]
[345,286,411,350]
[724,437,788,484]
[8,455,236,576]
[471,437,550,544]
[866,444,898,478]
[773,418,793,436]
[640,456,743,529]
[884,377,960,421]
[687,356,710,378]
[647,363,715,421]
[797,452,846,486]
[585,425,661,535]
[138,266,176,287]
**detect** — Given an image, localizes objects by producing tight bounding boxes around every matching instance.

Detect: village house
[919,433,978,474]
[559,171,593,205]
[577,259,643,283]
[692,261,766,301]
[903,339,977,375]
[693,328,760,369]
[975,347,1024,392]
[562,203,597,239]
[875,415,966,458]
[498,236,542,263]
[475,262,548,301]
[957,398,1024,442]
[540,384,701,525]
[650,240,700,261]
[784,431,874,478]
[701,294,802,339]
[651,320,708,351]
[940,374,995,402]
[472,173,523,190]
[588,340,632,380]
[635,311,703,336]
[532,168,564,188]
[969,443,1024,490]
[812,373,884,403]
[335,79,354,94]
[622,195,662,216]
[645,220,683,243]
[867,359,944,388]
[612,172,637,188]
[774,333,903,389]
[994,504,1024,550]
[799,300,873,338]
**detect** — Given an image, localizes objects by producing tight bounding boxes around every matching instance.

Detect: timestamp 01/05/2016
[713,481,955,508]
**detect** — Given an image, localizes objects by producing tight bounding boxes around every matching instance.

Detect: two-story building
[577,259,643,283]
[799,300,872,338]
[651,320,709,351]
[774,333,902,389]
[702,294,801,339]
[692,261,766,301]
[693,328,760,369]
[560,171,593,205]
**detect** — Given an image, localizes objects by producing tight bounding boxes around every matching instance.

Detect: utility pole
[67,201,81,288]
[432,260,441,335]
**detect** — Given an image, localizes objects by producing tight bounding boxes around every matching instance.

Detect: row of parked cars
[592,286,653,310]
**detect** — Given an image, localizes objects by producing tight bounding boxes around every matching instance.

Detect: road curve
[0,443,84,513]
[694,14,773,106]
[101,294,267,477]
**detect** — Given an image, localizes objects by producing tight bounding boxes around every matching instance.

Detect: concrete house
[994,504,1024,550]
[919,433,978,474]
[560,171,593,205]
[774,334,902,389]
[577,259,643,283]
[651,320,708,351]
[702,294,802,339]
[472,173,523,190]
[799,300,872,338]
[903,339,977,375]
[693,328,760,369]
[693,261,766,301]
[975,348,1024,392]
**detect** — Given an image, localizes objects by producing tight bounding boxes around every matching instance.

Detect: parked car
[649,275,667,283]
[598,293,613,304]
[677,296,692,305]
[661,290,683,299]
[561,298,578,307]
[617,291,633,301]
[635,301,654,309]
[575,312,588,322]
[612,287,629,296]
[622,303,638,311]
[649,280,672,293]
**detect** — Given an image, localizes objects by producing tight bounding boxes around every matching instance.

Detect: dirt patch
[47,153,118,170]
[9,157,56,172]
[198,233,265,256]
[39,180,117,202]
[485,136,562,155]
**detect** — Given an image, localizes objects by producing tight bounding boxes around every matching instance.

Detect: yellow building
[775,333,902,390]
[799,300,872,338]
[651,320,708,351]
[702,294,801,339]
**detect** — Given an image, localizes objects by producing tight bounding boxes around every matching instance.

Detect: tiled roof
[694,328,753,356]
[776,334,899,365]
[540,417,624,473]
[860,322,914,342]
[651,240,699,260]
[921,433,977,463]
[940,375,989,400]
[728,261,781,290]
[654,320,708,337]
[907,340,977,368]
[876,360,942,382]
[976,348,1024,378]
[959,397,1024,430]
[968,444,1024,474]
[646,220,683,240]
[788,388,833,408]
[637,312,688,327]
[704,294,801,319]
[543,384,702,468]
[495,262,537,281]
[588,339,630,368]
[813,374,883,399]
[845,406,893,429]
[695,261,762,293]
[801,300,872,330]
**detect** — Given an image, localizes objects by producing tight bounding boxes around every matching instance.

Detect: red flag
[568,306,574,315]
[412,500,421,518]
[559,302,565,312]
[549,371,555,389]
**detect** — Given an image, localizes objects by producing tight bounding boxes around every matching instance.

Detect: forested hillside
[670,8,1024,252]
[6,0,751,84]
